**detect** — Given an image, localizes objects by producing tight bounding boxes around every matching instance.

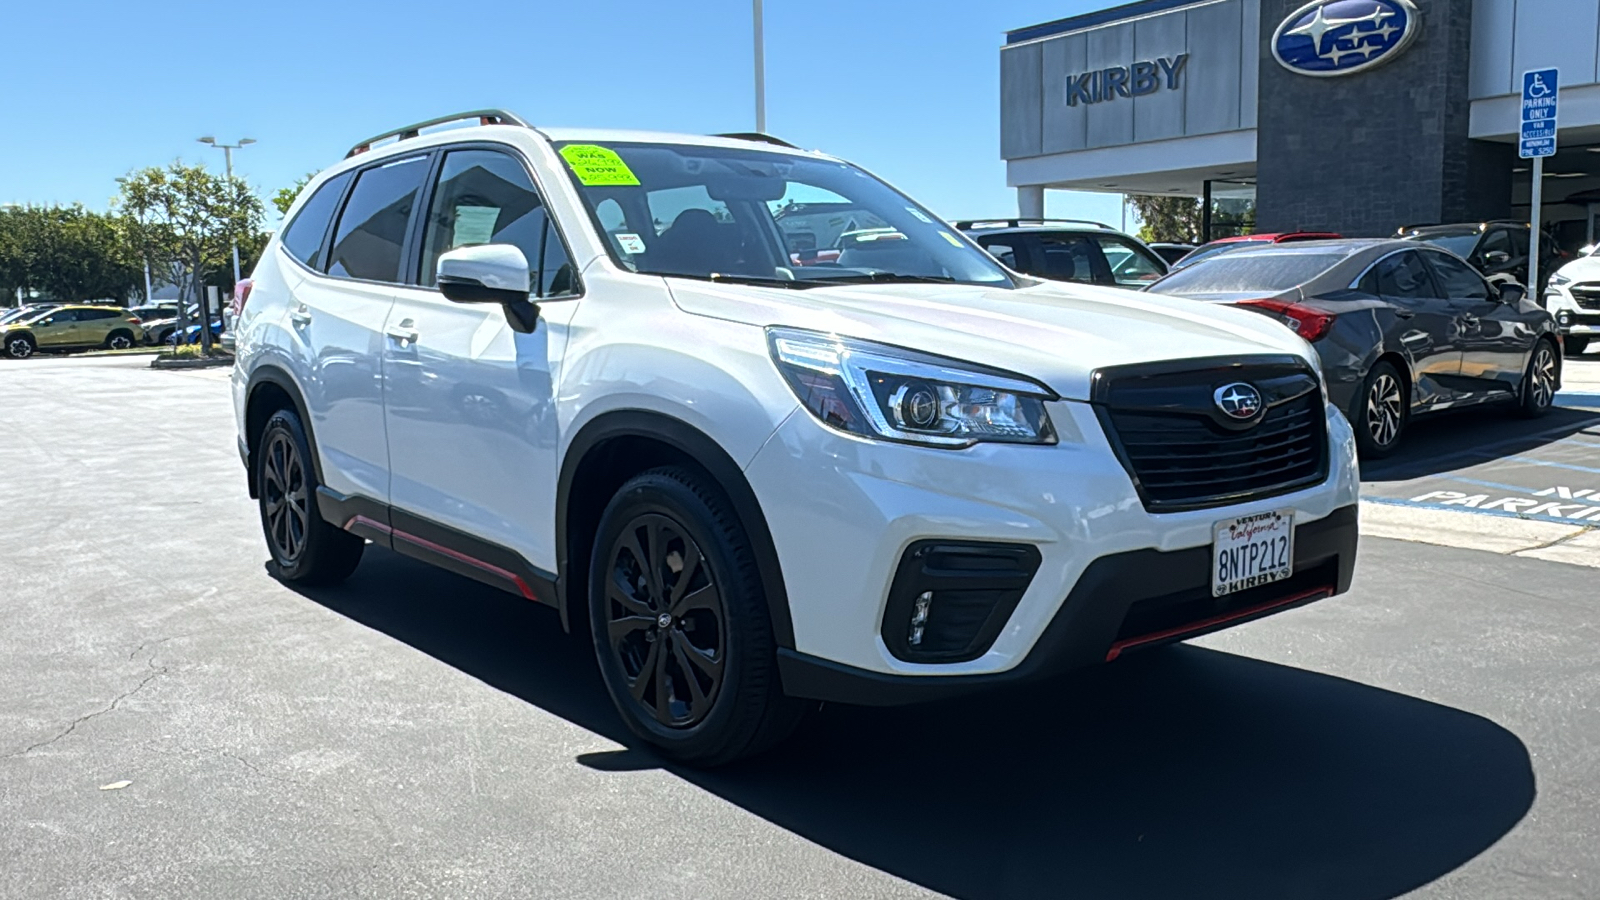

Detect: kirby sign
[1272,0,1421,77]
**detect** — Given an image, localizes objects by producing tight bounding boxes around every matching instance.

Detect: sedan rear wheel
[1355,361,1407,458]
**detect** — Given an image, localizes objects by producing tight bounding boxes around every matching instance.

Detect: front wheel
[255,408,365,585]
[588,467,807,767]
[1354,361,1407,458]
[1517,340,1558,418]
[5,334,36,360]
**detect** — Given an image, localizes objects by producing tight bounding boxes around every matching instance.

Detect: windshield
[1149,252,1349,294]
[1409,233,1479,258]
[554,141,1012,288]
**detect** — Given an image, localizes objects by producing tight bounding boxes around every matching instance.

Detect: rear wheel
[256,408,365,585]
[1517,340,1558,418]
[1564,336,1589,357]
[105,330,135,351]
[588,467,807,767]
[1354,360,1407,458]
[5,334,36,360]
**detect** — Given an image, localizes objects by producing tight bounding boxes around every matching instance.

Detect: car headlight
[766,327,1057,448]
[1549,271,1572,287]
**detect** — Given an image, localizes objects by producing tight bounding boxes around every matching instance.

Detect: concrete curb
[150,356,234,370]
[1360,498,1600,568]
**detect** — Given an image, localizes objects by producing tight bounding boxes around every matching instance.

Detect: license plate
[1212,510,1294,597]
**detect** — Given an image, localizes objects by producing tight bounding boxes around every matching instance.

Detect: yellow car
[1,305,146,359]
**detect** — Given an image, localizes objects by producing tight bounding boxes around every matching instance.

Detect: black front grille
[1093,356,1329,512]
[1571,283,1600,311]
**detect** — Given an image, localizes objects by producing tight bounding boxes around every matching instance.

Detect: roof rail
[713,132,799,149]
[954,217,1113,231]
[347,109,530,158]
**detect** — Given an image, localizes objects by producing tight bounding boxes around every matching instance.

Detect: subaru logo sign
[1272,0,1420,78]
[1215,383,1264,421]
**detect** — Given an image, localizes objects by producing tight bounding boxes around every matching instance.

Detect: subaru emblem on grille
[1214,383,1263,420]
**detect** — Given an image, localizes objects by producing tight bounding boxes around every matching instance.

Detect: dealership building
[1001,0,1600,249]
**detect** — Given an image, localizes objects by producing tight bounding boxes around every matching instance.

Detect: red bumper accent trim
[1105,584,1335,662]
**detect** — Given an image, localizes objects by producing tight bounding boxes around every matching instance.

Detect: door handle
[385,318,419,346]
[289,304,312,326]
[1393,308,1415,319]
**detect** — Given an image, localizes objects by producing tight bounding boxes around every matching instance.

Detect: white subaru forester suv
[233,110,1360,765]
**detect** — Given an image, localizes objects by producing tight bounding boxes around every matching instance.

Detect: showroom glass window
[327,157,430,282]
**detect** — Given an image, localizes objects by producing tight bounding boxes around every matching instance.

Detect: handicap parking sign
[1520,68,1559,159]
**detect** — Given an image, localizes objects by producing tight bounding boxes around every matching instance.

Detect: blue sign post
[1522,68,1559,295]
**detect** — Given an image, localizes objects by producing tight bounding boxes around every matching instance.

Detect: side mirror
[436,243,539,333]
[1483,249,1511,267]
[1497,282,1527,305]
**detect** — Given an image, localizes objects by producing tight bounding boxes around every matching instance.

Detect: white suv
[1545,248,1600,356]
[233,110,1360,765]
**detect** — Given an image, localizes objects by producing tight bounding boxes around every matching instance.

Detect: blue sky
[2,0,1127,228]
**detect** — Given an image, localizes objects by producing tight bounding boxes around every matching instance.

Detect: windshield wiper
[804,272,960,285]
[690,273,822,290]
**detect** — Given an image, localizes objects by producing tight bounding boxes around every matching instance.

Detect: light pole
[753,0,766,133]
[197,136,255,286]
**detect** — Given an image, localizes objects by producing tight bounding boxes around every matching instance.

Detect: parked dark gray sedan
[1146,239,1561,456]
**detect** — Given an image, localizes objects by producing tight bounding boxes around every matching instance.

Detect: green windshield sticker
[559,145,641,186]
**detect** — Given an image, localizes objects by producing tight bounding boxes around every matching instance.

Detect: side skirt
[314,487,559,607]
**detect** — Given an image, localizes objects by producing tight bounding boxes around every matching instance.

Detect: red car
[1170,231,1342,270]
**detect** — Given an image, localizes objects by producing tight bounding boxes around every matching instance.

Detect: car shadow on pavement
[1359,404,1600,483]
[291,548,1535,900]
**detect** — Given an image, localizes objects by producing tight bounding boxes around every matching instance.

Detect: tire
[1354,360,1407,458]
[1564,336,1589,357]
[1517,340,1559,419]
[5,333,36,360]
[255,408,365,585]
[105,330,135,351]
[588,466,807,767]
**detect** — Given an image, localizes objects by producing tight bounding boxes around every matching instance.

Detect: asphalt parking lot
[3,355,1599,899]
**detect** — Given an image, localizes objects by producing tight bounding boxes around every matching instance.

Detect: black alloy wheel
[106,332,135,351]
[1356,360,1407,458]
[604,512,725,728]
[1517,340,1558,418]
[261,429,311,565]
[5,334,35,360]
[255,408,364,585]
[588,467,809,766]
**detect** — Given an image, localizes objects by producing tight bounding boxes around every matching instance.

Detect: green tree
[116,162,263,352]
[0,205,142,304]
[1129,195,1203,244]
[272,173,316,216]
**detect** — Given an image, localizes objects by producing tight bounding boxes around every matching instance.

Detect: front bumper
[1545,289,1600,336]
[780,505,1357,704]
[744,398,1362,690]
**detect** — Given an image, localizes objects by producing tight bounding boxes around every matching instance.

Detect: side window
[978,239,1019,269]
[1423,251,1491,301]
[281,171,352,270]
[84,308,120,320]
[327,156,430,282]
[1507,228,1530,259]
[421,149,545,287]
[1367,252,1438,300]
[1032,234,1098,283]
[1479,229,1513,261]
[39,309,77,325]
[1093,236,1165,286]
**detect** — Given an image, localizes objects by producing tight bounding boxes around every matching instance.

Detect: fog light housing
[1559,311,1574,327]
[882,541,1041,662]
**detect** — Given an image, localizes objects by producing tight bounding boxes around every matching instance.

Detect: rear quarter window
[281,171,353,270]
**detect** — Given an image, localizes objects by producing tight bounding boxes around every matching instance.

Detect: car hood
[1554,255,1600,283]
[666,278,1315,401]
